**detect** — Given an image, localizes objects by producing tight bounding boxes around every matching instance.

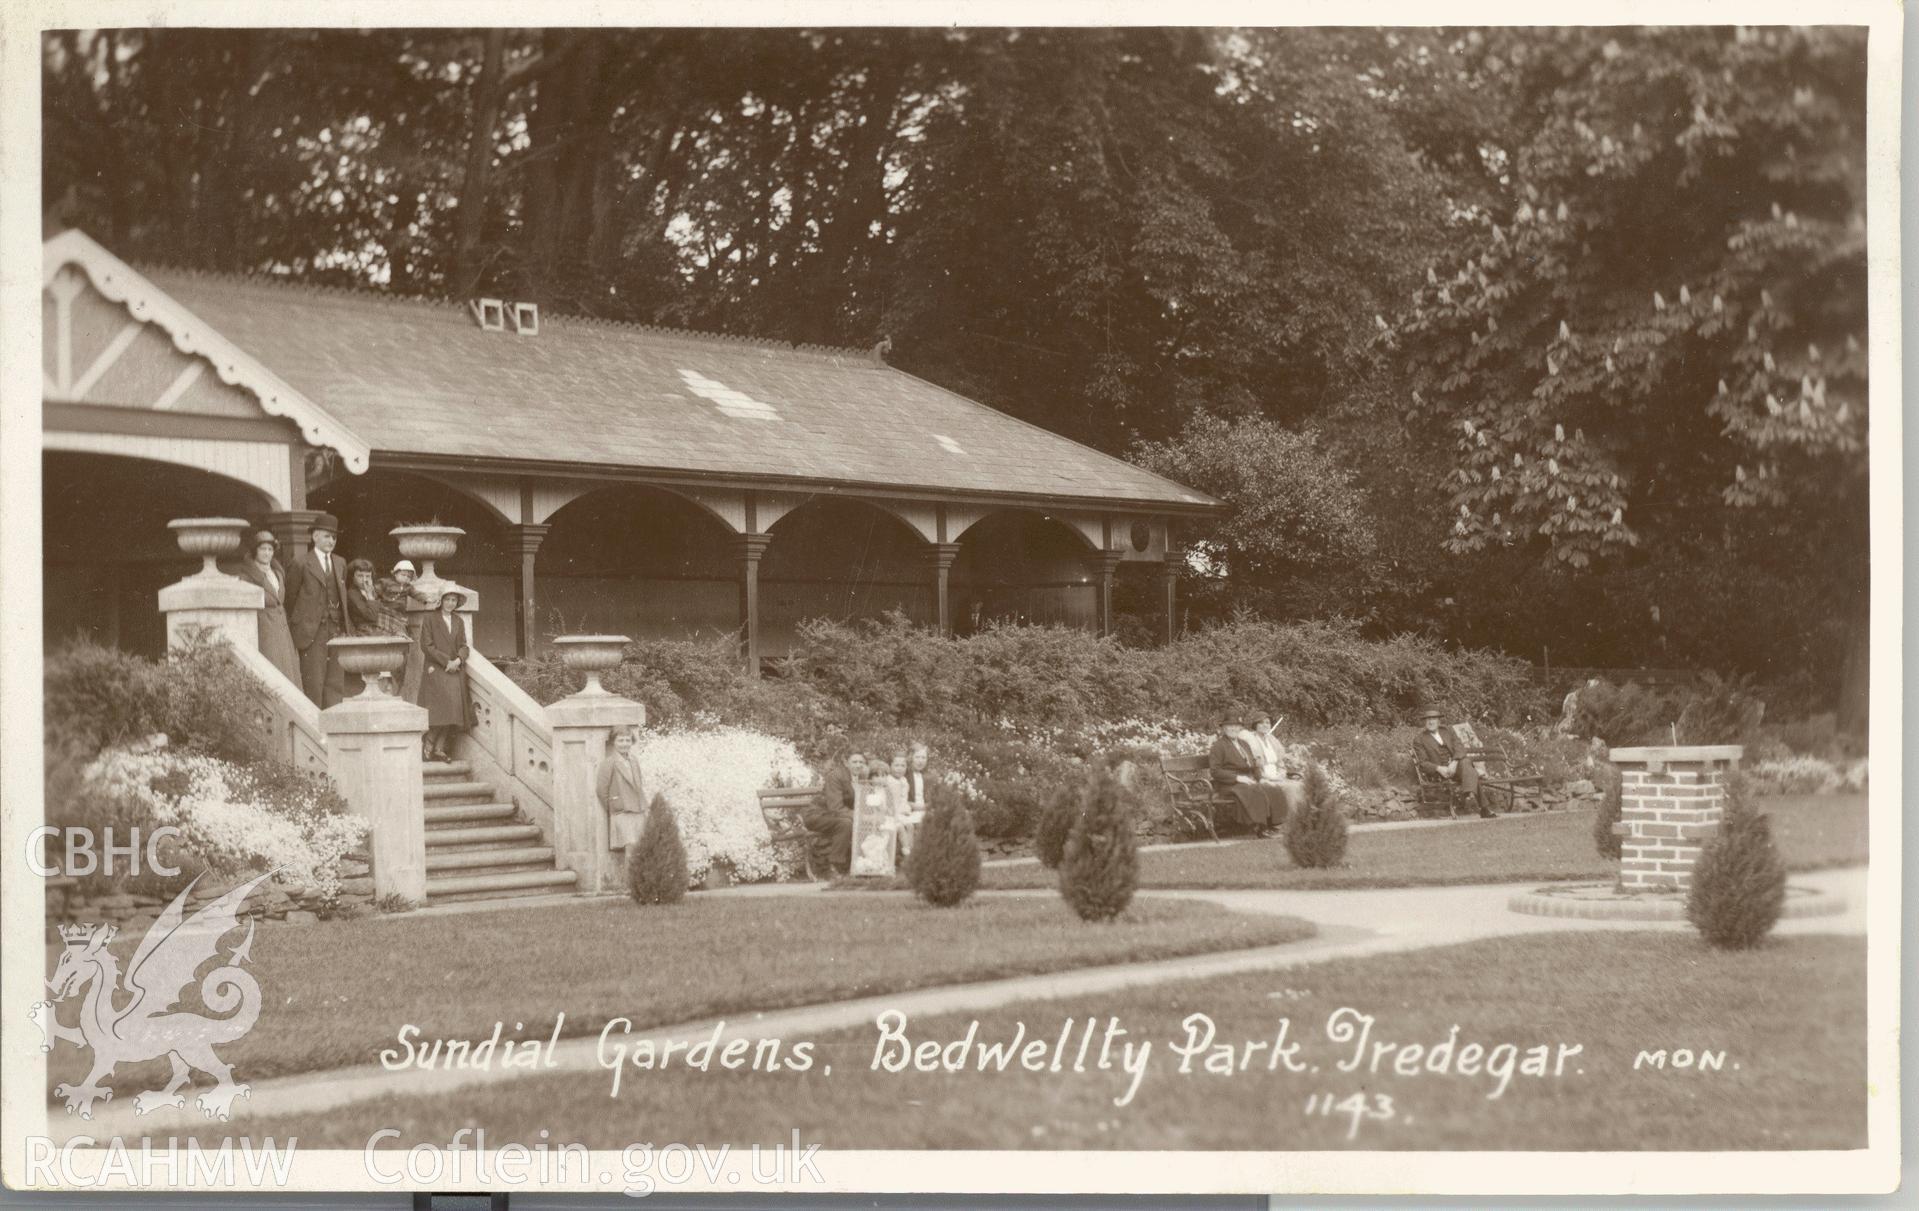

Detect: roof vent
[468,299,539,335]
[469,298,506,332]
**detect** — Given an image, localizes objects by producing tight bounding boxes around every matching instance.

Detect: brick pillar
[1608,745,1743,892]
[509,523,551,659]
[925,543,962,634]
[734,534,773,676]
[1091,548,1125,637]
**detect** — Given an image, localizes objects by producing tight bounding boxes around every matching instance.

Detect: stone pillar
[1091,548,1126,637]
[1157,562,1180,646]
[925,542,962,634]
[547,692,646,894]
[158,518,263,652]
[733,534,773,675]
[263,509,326,567]
[322,695,430,902]
[158,574,263,653]
[509,523,552,659]
[1608,745,1743,892]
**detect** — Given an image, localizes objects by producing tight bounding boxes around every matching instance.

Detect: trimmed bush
[45,633,275,765]
[627,793,690,906]
[1059,764,1139,922]
[1592,759,1623,859]
[1035,785,1077,869]
[973,778,1046,840]
[906,783,981,907]
[1283,763,1349,868]
[1686,791,1788,949]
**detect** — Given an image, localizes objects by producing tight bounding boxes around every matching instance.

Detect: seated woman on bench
[1208,711,1289,836]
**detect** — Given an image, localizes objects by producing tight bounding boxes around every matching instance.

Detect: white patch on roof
[933,434,967,455]
[678,369,780,421]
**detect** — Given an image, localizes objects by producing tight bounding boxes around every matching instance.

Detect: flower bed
[48,736,371,927]
[633,725,815,883]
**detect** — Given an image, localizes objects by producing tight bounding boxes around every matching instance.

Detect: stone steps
[423,779,496,803]
[425,845,557,873]
[425,867,580,902]
[416,757,577,905]
[424,802,517,828]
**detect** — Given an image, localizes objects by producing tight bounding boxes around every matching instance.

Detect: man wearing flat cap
[1413,704,1489,818]
[285,512,354,706]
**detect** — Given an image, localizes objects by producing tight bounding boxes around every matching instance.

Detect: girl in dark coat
[419,589,476,761]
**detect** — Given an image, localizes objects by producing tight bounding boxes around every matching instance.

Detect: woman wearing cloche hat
[232,529,302,684]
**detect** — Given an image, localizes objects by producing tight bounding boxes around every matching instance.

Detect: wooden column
[508,523,551,659]
[263,509,325,566]
[925,543,962,634]
[1092,548,1126,637]
[734,534,773,676]
[1157,561,1181,646]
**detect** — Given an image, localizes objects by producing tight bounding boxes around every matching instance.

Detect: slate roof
[139,268,1219,512]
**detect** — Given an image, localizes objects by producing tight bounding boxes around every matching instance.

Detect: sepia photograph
[0,4,1901,1198]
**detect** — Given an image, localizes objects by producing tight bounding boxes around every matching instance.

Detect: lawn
[212,931,1865,1151]
[959,792,1866,891]
[44,894,1312,1093]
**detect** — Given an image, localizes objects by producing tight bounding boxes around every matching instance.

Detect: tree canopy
[42,25,1871,716]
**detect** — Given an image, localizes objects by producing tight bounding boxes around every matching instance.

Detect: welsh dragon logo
[32,871,273,1122]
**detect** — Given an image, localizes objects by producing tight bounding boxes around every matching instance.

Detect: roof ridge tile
[133,260,872,364]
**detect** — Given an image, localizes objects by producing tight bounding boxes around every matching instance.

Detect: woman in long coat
[419,589,477,761]
[595,726,648,850]
[233,530,302,685]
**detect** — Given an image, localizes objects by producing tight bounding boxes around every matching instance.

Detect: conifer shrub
[627,793,689,906]
[906,782,981,907]
[1686,788,1787,949]
[1059,764,1138,922]
[1592,759,1623,859]
[1035,784,1078,870]
[1283,762,1349,868]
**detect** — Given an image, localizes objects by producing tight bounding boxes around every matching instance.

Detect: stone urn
[553,635,631,696]
[168,517,250,578]
[390,524,467,604]
[327,635,414,700]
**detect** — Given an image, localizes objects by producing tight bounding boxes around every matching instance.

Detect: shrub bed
[43,639,373,927]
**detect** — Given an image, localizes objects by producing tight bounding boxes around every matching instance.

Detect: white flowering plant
[1744,754,1869,797]
[633,725,816,883]
[83,736,368,901]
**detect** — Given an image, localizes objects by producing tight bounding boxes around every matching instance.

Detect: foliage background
[42,26,1870,720]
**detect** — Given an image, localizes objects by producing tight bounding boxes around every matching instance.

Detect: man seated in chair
[1413,705,1492,818]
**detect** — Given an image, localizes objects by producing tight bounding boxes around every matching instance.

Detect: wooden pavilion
[42,229,1220,667]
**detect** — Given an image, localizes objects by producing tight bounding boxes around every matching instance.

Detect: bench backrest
[1159,753,1211,774]
[758,786,823,811]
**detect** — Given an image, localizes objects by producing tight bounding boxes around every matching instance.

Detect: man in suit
[1413,705,1490,818]
[805,749,863,875]
[284,512,354,706]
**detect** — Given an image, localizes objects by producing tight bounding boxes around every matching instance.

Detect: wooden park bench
[758,785,825,881]
[1157,754,1228,841]
[1411,728,1544,818]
